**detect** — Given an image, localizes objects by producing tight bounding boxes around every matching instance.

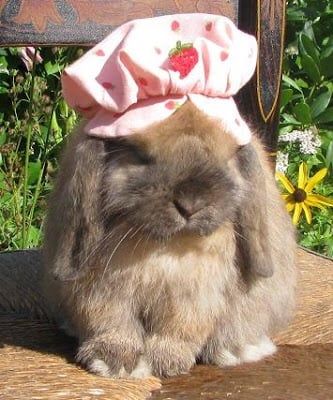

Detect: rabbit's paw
[239,337,276,363]
[77,334,144,378]
[202,337,276,367]
[129,356,153,378]
[146,335,196,377]
[210,348,241,367]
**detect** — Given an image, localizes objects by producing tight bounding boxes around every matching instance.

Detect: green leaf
[299,33,320,66]
[323,36,333,51]
[0,170,5,188]
[321,54,333,78]
[287,8,305,21]
[0,56,8,69]
[325,141,333,168]
[311,90,332,119]
[281,113,302,125]
[51,112,61,134]
[303,21,316,42]
[301,54,321,83]
[27,225,41,247]
[28,160,41,185]
[280,89,293,108]
[293,102,312,124]
[295,78,309,89]
[322,45,333,59]
[58,100,69,118]
[282,74,303,93]
[279,125,293,135]
[316,107,333,123]
[44,61,62,76]
[0,131,6,146]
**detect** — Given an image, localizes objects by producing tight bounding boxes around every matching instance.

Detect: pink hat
[62,14,257,145]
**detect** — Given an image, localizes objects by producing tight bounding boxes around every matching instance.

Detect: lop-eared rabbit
[42,102,297,378]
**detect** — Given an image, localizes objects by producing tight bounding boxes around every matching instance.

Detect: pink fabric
[62,14,258,145]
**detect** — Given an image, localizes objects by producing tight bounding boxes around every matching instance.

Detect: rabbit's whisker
[131,224,149,257]
[101,226,135,281]
[74,225,120,267]
[234,228,249,242]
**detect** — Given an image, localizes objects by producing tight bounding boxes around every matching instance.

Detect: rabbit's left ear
[236,144,274,278]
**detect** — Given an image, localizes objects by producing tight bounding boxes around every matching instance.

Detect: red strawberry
[169,41,199,78]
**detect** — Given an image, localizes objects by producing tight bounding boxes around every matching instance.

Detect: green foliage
[0,47,80,250]
[278,0,333,256]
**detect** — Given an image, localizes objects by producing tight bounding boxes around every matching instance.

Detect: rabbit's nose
[173,198,204,219]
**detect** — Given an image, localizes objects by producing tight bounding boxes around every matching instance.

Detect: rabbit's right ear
[235,143,274,279]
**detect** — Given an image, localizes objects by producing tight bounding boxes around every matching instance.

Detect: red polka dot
[138,77,148,86]
[165,101,176,110]
[205,22,213,31]
[102,82,114,89]
[95,49,105,56]
[220,51,229,61]
[171,20,180,31]
[155,47,162,55]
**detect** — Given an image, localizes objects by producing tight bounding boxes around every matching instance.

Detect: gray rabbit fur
[42,102,297,378]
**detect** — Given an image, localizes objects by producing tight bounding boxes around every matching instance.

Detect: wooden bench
[0,1,332,399]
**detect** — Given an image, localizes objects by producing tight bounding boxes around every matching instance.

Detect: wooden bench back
[0,0,285,152]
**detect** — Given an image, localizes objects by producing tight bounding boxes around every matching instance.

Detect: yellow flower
[276,162,333,225]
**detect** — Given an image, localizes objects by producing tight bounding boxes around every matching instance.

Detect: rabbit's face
[100,103,244,241]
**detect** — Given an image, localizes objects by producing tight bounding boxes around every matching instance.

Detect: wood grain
[151,345,333,400]
[0,0,237,46]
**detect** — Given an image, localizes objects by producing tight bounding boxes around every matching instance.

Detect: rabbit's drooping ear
[44,132,105,281]
[236,143,274,278]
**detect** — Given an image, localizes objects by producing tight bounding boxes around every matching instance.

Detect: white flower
[276,151,289,173]
[285,43,298,56]
[279,127,321,155]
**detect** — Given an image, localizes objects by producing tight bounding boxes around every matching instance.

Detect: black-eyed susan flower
[276,162,333,225]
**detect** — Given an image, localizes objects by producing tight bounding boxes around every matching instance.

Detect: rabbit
[42,101,297,379]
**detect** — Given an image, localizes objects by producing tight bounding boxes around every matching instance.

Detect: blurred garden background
[0,0,333,255]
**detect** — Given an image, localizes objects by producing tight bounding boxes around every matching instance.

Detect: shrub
[278,0,333,256]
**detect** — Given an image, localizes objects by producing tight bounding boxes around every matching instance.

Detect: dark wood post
[237,0,286,154]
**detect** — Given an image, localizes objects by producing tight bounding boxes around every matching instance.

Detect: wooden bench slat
[0,0,238,46]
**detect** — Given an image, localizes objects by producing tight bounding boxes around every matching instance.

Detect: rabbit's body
[42,102,296,378]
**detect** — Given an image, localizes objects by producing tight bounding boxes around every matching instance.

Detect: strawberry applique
[169,41,199,78]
